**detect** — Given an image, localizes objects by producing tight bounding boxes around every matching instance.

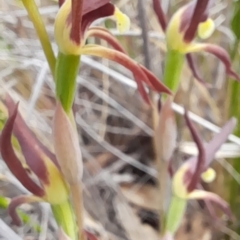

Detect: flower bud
[53,102,83,185]
[155,98,177,162]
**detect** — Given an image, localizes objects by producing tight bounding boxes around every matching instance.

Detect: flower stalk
[55,53,80,114]
[163,50,184,93]
[227,1,240,233]
[154,0,240,95]
[51,200,77,240]
[163,112,236,236]
[154,98,177,234]
[53,101,84,240]
[21,0,56,77]
[165,195,187,234]
[0,96,79,239]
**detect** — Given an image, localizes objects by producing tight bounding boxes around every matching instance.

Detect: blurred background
[0,0,240,239]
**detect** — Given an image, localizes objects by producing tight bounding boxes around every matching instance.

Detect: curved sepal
[152,0,167,31]
[86,27,126,53]
[185,117,236,173]
[8,195,42,226]
[187,189,231,219]
[184,110,205,192]
[87,27,171,95]
[173,117,236,199]
[80,44,171,104]
[186,54,206,85]
[4,96,55,184]
[0,103,44,197]
[3,96,69,205]
[184,43,240,81]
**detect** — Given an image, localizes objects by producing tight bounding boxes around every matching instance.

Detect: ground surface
[0,0,239,239]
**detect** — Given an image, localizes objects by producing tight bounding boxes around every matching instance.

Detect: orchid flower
[165,110,236,234]
[54,0,171,106]
[0,96,69,226]
[152,0,240,92]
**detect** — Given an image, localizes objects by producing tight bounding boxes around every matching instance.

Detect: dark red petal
[82,45,171,103]
[134,72,151,105]
[197,184,217,219]
[186,118,236,172]
[81,4,114,37]
[87,27,127,53]
[203,44,240,81]
[59,0,64,7]
[82,0,110,15]
[184,110,205,192]
[4,96,57,184]
[140,66,172,94]
[5,96,59,168]
[70,0,84,44]
[189,190,232,220]
[179,1,197,33]
[152,0,167,31]
[183,0,210,42]
[86,28,171,94]
[0,104,44,196]
[8,195,41,226]
[186,54,206,85]
[205,118,236,166]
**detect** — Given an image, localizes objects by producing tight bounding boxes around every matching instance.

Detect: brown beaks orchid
[54,0,171,104]
[165,112,236,235]
[152,0,240,82]
[172,111,236,217]
[0,96,68,225]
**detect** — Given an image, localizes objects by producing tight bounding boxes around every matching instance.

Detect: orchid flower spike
[166,111,236,234]
[153,0,240,84]
[174,112,235,216]
[0,96,69,226]
[54,0,171,104]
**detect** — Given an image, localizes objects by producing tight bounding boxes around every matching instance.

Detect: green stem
[165,195,187,234]
[227,40,240,235]
[51,200,77,240]
[54,53,82,239]
[55,53,80,113]
[22,0,56,77]
[163,50,184,94]
[160,49,185,235]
